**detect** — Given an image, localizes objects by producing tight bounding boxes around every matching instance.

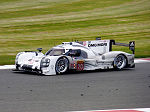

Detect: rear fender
[102,51,128,62]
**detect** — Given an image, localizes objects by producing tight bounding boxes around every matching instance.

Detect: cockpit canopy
[46,48,88,58]
[45,49,65,56]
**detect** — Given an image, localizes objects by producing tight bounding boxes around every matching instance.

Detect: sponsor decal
[88,43,107,47]
[77,60,84,71]
[29,59,34,64]
[83,41,86,46]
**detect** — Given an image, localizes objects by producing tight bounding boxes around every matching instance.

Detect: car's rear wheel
[55,57,69,74]
[113,54,127,70]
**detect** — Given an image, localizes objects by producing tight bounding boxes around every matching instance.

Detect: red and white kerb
[68,108,150,112]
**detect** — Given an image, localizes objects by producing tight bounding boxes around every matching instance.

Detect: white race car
[15,38,135,75]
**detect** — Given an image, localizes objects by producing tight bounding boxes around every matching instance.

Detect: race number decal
[77,60,84,71]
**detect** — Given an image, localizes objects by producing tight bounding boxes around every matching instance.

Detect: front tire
[113,54,127,70]
[55,57,69,75]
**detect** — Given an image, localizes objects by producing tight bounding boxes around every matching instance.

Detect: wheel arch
[57,56,70,64]
[116,53,128,66]
[103,51,128,63]
[55,56,70,74]
[113,53,128,69]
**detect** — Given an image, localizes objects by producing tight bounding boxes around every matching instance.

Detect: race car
[15,38,135,75]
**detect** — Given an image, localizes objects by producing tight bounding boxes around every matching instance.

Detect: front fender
[41,56,60,75]
[102,51,128,61]
[41,55,71,75]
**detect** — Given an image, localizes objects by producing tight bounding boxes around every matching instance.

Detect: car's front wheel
[113,54,127,70]
[55,57,69,74]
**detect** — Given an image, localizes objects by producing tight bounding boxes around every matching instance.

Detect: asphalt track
[0,63,150,112]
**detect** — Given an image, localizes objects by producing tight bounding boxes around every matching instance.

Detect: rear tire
[113,54,127,70]
[55,57,69,75]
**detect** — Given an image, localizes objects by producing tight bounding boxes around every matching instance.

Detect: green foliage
[0,0,150,65]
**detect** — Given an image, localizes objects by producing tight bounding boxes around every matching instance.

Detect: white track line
[0,65,15,69]
[0,59,150,70]
[68,108,150,112]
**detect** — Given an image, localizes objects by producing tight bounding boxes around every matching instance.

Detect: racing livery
[15,39,135,75]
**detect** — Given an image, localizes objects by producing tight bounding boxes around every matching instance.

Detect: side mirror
[37,48,42,52]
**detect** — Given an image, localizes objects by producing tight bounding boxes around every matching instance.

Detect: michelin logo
[88,43,107,47]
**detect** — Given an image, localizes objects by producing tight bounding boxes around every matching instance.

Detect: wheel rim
[56,57,68,73]
[114,55,126,69]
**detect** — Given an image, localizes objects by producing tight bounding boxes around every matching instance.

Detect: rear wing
[76,38,135,54]
[110,40,135,54]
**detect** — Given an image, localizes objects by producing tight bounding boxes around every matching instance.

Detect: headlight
[41,58,50,67]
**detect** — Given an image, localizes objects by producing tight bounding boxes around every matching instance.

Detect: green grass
[0,0,150,65]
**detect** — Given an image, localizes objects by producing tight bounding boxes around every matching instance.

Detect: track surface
[0,63,150,112]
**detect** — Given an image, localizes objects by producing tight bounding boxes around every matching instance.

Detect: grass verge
[0,0,150,65]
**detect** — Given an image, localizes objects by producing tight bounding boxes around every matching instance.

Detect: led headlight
[41,58,50,67]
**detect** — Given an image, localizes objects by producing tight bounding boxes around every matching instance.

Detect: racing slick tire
[55,56,69,75]
[113,54,127,70]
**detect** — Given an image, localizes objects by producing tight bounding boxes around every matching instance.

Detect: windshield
[45,49,65,56]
